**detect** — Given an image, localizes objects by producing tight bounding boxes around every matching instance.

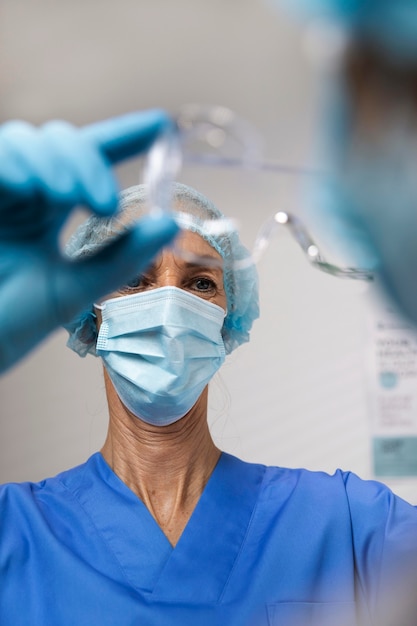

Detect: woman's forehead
[174,229,221,259]
[150,229,218,264]
[119,202,221,260]
[145,230,224,276]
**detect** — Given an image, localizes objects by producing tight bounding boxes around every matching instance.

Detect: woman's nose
[154,270,182,289]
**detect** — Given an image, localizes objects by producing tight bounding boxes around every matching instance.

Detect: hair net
[274,0,417,63]
[64,183,259,357]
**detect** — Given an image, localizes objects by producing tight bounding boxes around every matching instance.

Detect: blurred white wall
[1,0,415,503]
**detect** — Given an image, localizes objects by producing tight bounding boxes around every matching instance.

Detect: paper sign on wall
[368,286,417,477]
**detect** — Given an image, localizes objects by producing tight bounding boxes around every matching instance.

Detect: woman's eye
[119,275,148,293]
[127,277,142,289]
[192,277,215,292]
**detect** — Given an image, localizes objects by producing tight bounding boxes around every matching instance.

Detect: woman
[1,183,416,626]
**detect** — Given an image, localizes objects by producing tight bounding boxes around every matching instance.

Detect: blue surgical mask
[95,286,226,426]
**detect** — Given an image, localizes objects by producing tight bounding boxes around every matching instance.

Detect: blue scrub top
[1,452,416,625]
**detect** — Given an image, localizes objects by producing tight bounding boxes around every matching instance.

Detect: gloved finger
[0,111,171,216]
[0,121,45,197]
[81,109,173,165]
[0,121,99,212]
[42,112,172,215]
[41,120,119,215]
[56,213,179,322]
[0,122,79,232]
[0,120,116,225]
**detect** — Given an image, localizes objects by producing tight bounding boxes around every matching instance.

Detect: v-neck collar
[71,451,265,603]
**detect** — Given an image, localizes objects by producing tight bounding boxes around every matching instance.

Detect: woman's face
[101,229,227,312]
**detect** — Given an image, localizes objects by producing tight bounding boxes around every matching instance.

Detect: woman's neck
[101,372,221,546]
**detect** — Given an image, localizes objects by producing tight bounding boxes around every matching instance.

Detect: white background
[1,0,416,503]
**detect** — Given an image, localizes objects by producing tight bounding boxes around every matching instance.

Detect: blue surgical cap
[64,183,259,357]
[274,0,417,64]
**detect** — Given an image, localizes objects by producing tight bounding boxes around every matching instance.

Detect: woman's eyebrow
[143,257,164,273]
[182,259,223,272]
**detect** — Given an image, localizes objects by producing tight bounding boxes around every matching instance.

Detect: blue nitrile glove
[0,111,179,373]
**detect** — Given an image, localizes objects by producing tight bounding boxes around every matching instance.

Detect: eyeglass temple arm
[253,211,374,282]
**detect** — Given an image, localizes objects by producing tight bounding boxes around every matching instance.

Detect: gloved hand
[0,110,179,373]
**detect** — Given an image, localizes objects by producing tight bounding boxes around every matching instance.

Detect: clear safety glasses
[137,104,374,281]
